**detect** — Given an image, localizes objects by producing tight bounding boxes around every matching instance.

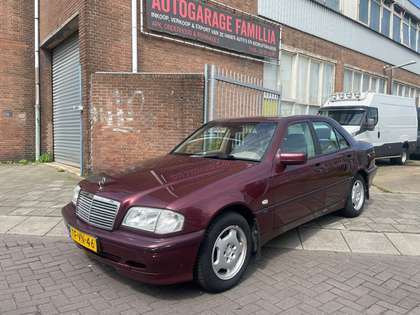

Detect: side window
[367,107,378,125]
[282,122,316,159]
[313,122,340,155]
[335,130,350,150]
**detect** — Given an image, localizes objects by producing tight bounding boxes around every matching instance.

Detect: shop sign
[145,0,280,59]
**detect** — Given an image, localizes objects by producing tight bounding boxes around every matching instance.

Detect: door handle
[313,163,323,173]
[378,131,381,139]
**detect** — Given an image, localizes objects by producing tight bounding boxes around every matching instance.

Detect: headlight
[72,185,81,206]
[122,207,184,234]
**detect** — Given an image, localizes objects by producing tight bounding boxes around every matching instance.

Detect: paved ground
[1,162,420,314]
[2,234,420,315]
[1,163,420,256]
[373,159,420,194]
[0,165,79,237]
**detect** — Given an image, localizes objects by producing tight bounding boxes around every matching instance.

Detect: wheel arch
[204,203,259,255]
[356,169,370,199]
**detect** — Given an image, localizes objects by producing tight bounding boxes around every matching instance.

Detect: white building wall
[258,0,420,75]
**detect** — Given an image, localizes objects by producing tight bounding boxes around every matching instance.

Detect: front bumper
[62,203,205,285]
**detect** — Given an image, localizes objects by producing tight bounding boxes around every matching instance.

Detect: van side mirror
[276,152,307,166]
[365,118,376,131]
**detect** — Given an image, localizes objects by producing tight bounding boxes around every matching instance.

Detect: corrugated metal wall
[52,35,82,168]
[259,0,420,75]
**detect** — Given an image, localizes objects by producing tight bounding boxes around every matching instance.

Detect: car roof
[211,115,323,124]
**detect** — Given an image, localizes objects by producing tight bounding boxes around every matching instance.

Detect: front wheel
[195,212,251,293]
[340,175,367,218]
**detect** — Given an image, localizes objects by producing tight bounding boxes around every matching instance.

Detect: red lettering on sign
[247,22,255,38]
[173,0,178,15]
[161,0,170,13]
[196,5,204,23]
[212,12,219,28]
[235,18,241,35]
[226,15,232,32]
[219,13,226,31]
[152,0,161,10]
[188,2,195,20]
[179,0,187,18]
[204,8,212,25]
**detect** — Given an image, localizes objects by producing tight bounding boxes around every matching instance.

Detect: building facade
[0,1,34,161]
[0,0,419,175]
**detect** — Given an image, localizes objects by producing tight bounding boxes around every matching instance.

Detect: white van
[319,92,418,165]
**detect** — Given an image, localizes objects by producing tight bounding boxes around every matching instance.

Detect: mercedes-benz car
[62,116,377,292]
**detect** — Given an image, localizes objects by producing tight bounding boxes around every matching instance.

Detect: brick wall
[90,73,204,174]
[0,0,34,161]
[282,25,420,91]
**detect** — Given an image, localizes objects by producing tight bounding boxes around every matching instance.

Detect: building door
[52,35,82,168]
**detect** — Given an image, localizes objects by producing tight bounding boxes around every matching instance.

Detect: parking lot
[1,162,420,314]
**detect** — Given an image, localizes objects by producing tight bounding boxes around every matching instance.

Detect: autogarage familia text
[146,0,280,59]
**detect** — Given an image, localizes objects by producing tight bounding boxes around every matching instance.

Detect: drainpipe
[131,0,138,73]
[34,0,40,160]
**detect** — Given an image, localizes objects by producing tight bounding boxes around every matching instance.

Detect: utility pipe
[132,0,138,72]
[34,0,40,160]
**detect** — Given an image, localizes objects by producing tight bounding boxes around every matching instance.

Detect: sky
[411,0,420,8]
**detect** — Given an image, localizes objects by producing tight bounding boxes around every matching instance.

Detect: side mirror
[276,152,307,166]
[365,118,376,131]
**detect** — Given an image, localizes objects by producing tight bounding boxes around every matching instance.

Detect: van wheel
[391,149,408,165]
[195,212,251,293]
[340,175,366,218]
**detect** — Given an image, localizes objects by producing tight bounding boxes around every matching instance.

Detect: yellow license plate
[70,226,98,253]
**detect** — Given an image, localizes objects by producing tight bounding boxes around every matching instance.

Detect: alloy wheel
[352,180,365,211]
[211,225,247,280]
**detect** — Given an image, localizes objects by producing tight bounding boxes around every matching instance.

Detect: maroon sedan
[62,116,377,292]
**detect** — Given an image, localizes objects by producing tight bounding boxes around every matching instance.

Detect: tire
[195,212,252,293]
[340,175,367,218]
[391,148,408,165]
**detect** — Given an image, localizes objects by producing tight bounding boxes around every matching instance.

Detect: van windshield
[320,109,366,126]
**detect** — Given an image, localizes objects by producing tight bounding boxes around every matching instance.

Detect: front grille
[76,191,120,230]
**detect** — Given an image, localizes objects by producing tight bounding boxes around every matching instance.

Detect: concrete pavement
[2,233,420,314]
[1,163,420,314]
[0,164,80,237]
[1,163,420,256]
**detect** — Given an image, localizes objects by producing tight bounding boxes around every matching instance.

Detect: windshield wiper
[196,153,259,162]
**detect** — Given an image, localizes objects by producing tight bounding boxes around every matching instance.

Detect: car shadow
[86,246,298,298]
[82,205,372,298]
[86,256,206,298]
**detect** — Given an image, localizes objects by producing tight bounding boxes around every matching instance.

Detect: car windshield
[320,109,366,126]
[172,122,277,162]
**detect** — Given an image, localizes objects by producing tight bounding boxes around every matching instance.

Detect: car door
[312,121,353,211]
[267,121,327,230]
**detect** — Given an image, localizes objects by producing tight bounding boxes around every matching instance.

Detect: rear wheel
[340,175,366,218]
[195,212,251,293]
[391,148,408,165]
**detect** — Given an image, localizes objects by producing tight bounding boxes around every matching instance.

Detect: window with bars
[263,51,336,116]
[358,0,420,52]
[343,68,387,94]
[392,81,420,106]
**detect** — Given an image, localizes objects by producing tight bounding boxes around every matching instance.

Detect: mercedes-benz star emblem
[98,176,106,191]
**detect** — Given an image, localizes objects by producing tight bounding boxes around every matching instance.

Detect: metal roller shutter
[52,35,82,168]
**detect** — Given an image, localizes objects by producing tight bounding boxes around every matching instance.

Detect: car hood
[80,155,256,209]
